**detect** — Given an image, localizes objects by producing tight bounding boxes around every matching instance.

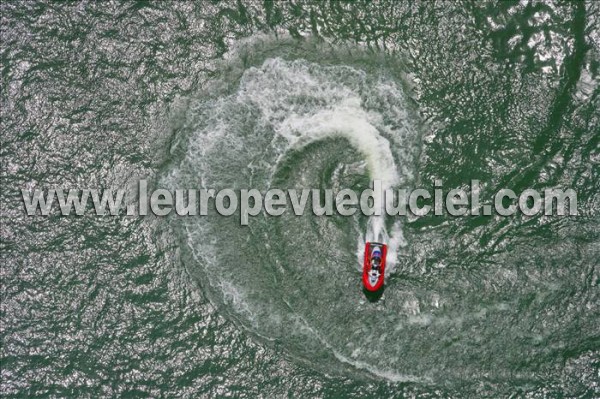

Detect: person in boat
[371,256,381,270]
[371,246,382,271]
[369,257,381,281]
[371,247,382,273]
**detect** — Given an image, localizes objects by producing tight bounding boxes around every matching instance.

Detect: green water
[1,2,599,397]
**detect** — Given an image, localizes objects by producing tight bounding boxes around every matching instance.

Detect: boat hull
[362,242,387,292]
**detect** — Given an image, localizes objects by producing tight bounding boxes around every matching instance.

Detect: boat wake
[164,37,422,381]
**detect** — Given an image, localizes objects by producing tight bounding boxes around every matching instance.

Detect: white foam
[289,309,428,383]
[240,60,404,268]
[173,55,422,382]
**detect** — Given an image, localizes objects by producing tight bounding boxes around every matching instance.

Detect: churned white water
[168,51,422,381]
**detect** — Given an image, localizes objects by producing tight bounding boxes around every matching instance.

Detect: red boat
[362,242,387,292]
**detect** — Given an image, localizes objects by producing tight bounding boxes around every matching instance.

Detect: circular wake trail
[166,47,421,381]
